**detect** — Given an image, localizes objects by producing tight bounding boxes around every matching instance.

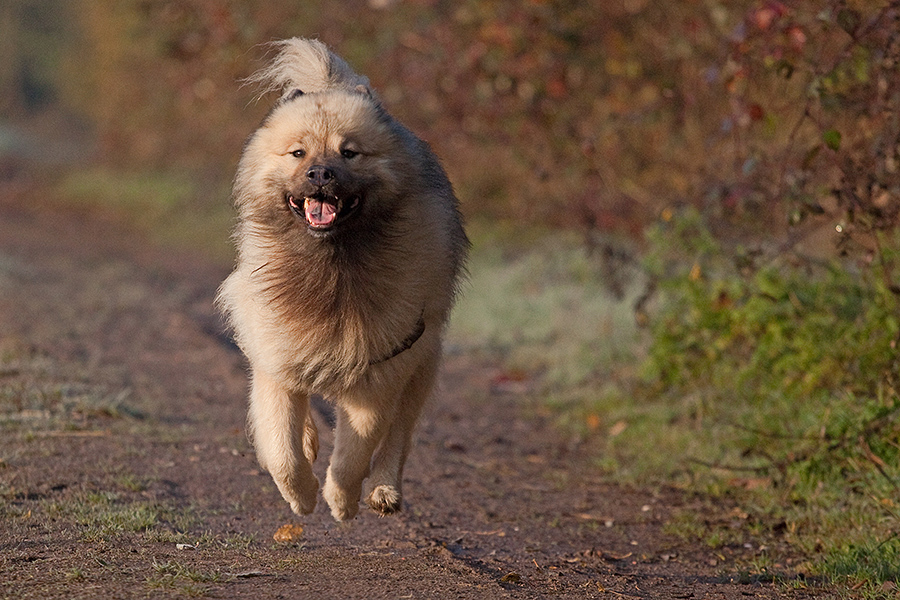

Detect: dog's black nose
[307,165,334,187]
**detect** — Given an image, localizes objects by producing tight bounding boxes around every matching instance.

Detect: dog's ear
[284,88,305,102]
[354,84,386,111]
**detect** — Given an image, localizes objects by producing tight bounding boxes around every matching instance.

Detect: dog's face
[238,90,409,239]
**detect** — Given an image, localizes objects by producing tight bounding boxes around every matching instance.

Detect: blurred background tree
[0,0,73,117]
[3,0,749,227]
[3,1,896,255]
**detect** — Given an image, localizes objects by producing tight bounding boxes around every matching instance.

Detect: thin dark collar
[369,311,426,366]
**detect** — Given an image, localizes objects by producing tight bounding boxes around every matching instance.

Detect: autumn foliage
[4,1,896,252]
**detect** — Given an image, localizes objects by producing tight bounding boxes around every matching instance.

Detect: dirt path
[0,189,820,599]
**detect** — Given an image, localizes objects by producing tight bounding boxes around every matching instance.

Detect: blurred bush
[2,1,898,244]
[638,0,900,469]
[643,206,900,478]
[0,0,778,227]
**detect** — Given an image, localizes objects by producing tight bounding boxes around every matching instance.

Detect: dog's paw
[367,484,402,516]
[281,486,318,516]
[322,477,360,521]
[272,473,319,516]
[288,498,316,516]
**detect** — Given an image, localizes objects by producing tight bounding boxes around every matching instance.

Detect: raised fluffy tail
[247,38,370,98]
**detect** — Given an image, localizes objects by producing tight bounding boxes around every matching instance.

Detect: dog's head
[236,87,412,240]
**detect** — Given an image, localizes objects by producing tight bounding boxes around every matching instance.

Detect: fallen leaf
[608,420,627,437]
[727,477,771,490]
[175,543,196,550]
[500,572,521,583]
[273,523,304,542]
[489,369,533,395]
[689,263,702,281]
[661,207,673,222]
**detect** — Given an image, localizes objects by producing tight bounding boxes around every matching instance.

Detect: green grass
[822,539,900,599]
[38,480,258,555]
[823,538,900,599]
[114,472,147,493]
[0,339,130,432]
[448,222,640,397]
[44,490,161,540]
[448,224,681,471]
[146,559,234,597]
[446,220,900,595]
[56,167,234,262]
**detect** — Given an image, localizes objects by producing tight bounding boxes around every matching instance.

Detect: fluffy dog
[217,39,468,521]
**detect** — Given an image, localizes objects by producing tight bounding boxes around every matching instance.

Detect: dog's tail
[247,38,370,99]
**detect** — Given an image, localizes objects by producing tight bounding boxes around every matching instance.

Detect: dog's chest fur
[227,222,431,393]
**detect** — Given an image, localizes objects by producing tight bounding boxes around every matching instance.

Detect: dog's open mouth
[287,193,361,232]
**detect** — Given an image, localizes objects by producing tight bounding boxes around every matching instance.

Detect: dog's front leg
[248,370,319,515]
[322,403,387,521]
[366,357,437,516]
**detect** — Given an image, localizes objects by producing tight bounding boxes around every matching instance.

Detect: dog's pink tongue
[305,199,337,227]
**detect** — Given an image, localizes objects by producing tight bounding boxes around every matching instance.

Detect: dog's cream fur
[217,39,467,521]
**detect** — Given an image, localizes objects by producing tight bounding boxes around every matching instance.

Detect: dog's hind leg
[248,370,319,515]
[303,410,319,463]
[322,400,392,521]
[366,357,438,516]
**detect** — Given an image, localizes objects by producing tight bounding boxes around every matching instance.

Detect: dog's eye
[341,149,359,159]
[291,149,306,158]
